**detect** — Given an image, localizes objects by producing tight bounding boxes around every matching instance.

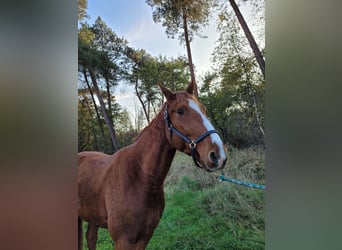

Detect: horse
[78,82,227,250]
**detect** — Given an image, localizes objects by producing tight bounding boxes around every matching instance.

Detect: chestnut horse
[78,82,227,250]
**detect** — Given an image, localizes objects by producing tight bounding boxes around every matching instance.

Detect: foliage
[146,0,212,42]
[125,47,190,123]
[88,17,128,90]
[78,87,136,152]
[78,19,135,153]
[200,56,265,147]
[78,0,265,152]
[78,23,94,45]
[78,89,101,151]
[78,0,88,20]
[114,108,136,146]
[198,3,265,147]
[146,0,215,96]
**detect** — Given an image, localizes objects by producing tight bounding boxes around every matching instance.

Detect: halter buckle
[189,141,197,149]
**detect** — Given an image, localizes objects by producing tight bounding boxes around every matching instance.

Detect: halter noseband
[163,105,219,170]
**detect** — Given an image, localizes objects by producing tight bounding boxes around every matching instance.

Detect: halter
[163,105,219,170]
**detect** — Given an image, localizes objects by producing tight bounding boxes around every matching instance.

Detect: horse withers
[78,82,227,250]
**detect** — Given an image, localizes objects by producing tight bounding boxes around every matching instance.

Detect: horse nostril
[209,151,219,166]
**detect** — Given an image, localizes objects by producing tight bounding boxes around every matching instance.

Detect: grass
[82,147,265,249]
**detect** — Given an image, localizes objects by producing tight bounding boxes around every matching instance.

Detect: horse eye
[176,108,184,115]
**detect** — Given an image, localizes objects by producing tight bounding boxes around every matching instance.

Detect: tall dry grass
[165,146,265,189]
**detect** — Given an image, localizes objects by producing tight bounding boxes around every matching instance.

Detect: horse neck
[135,107,176,184]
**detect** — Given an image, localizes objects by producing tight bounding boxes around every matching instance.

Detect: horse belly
[78,180,108,227]
[78,205,108,228]
[78,185,109,227]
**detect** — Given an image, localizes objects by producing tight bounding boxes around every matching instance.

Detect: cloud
[125,18,160,45]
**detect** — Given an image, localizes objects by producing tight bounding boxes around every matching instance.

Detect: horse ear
[186,80,199,99]
[159,83,175,101]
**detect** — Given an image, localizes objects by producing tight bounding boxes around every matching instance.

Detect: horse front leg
[114,237,149,250]
[86,223,99,250]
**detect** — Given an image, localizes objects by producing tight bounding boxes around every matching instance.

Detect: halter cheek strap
[163,106,218,169]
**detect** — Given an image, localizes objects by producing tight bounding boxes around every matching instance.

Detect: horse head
[159,82,227,172]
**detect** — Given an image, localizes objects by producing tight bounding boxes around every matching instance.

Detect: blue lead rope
[217,175,266,190]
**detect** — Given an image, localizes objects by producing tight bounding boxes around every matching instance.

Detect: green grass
[148,181,264,250]
[82,147,265,249]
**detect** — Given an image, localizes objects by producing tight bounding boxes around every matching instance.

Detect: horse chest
[106,185,165,235]
[111,188,164,219]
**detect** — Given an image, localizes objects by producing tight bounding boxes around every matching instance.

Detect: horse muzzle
[193,149,227,172]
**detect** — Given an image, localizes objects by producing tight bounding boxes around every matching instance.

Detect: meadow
[82,147,265,249]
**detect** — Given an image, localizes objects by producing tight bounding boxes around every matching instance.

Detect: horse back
[78,151,110,185]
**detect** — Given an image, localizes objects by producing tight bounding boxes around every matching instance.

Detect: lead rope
[211,172,266,190]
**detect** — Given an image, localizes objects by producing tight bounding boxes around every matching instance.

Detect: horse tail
[78,217,83,250]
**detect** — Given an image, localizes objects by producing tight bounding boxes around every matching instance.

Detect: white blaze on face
[188,99,226,160]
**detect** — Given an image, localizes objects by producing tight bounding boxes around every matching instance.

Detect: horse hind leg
[86,223,99,250]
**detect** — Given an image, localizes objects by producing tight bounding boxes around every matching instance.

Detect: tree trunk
[104,73,113,124]
[228,0,265,78]
[83,68,109,152]
[238,55,265,141]
[147,96,151,123]
[81,93,99,151]
[134,77,150,123]
[88,66,120,152]
[182,13,199,98]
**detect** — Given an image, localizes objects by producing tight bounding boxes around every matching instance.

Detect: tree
[114,108,136,147]
[125,48,155,123]
[78,22,125,153]
[146,0,213,97]
[201,3,265,147]
[227,0,265,78]
[201,61,264,147]
[79,70,110,152]
[157,55,190,91]
[78,85,136,151]
[78,90,98,151]
[83,58,121,152]
[78,0,88,21]
[125,47,190,124]
[90,17,128,130]
[200,73,232,143]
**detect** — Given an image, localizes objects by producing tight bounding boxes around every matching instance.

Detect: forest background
[78,0,265,153]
